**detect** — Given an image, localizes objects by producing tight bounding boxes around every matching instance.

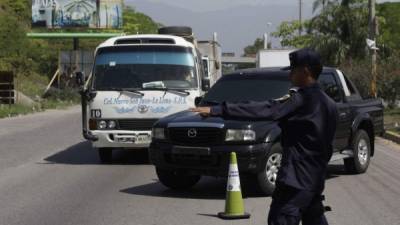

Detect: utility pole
[264,22,272,49]
[369,0,378,98]
[264,33,268,50]
[299,0,303,36]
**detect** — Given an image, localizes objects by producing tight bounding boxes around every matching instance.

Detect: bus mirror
[201,79,210,92]
[75,71,85,87]
[195,96,203,107]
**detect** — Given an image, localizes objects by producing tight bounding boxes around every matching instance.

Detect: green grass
[40,98,79,110]
[17,73,48,99]
[384,108,400,135]
[0,104,36,118]
[0,99,79,119]
[384,108,400,125]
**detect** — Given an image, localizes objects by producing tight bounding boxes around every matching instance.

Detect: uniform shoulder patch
[274,87,299,103]
[289,87,299,94]
[274,94,291,103]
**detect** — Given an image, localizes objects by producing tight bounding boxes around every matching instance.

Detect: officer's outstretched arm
[210,93,303,120]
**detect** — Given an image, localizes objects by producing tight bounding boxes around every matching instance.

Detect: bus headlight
[225,129,256,142]
[98,120,107,130]
[108,120,117,129]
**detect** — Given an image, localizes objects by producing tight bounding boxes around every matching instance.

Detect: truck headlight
[152,128,166,140]
[98,120,107,130]
[108,120,117,129]
[225,129,256,142]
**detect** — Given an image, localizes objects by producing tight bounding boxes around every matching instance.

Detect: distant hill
[126,0,314,54]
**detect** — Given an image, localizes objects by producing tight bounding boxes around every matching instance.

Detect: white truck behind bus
[198,33,222,87]
[76,27,222,163]
[257,49,295,68]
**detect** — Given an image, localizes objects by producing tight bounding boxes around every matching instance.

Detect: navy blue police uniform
[209,49,338,225]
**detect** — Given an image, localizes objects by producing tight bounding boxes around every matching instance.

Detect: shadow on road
[121,176,271,200]
[120,164,347,200]
[43,141,150,165]
[326,163,354,179]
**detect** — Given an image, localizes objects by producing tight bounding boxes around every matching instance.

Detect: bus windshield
[93,46,198,90]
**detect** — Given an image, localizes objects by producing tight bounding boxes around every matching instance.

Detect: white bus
[76,27,221,163]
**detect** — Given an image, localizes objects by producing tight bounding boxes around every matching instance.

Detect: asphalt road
[0,106,399,225]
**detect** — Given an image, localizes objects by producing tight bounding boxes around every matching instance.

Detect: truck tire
[158,26,192,36]
[344,130,371,174]
[256,143,283,195]
[98,148,113,164]
[156,168,201,190]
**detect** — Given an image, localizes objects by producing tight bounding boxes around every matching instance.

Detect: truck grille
[165,153,219,167]
[118,119,158,130]
[168,127,224,146]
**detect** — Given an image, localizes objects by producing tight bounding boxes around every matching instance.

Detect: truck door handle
[339,112,347,118]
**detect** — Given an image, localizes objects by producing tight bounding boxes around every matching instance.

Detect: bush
[339,55,400,108]
[340,60,372,99]
[377,54,400,108]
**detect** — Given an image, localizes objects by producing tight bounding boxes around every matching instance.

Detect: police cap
[282,48,322,71]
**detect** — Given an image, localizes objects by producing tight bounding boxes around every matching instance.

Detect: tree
[271,0,369,65]
[271,21,313,48]
[377,2,400,56]
[123,6,161,35]
[313,0,331,12]
[243,38,264,57]
[310,0,368,64]
[250,0,400,103]
[0,0,32,73]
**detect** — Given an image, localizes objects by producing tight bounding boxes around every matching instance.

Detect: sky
[126,0,399,55]
[129,0,398,12]
[131,0,315,12]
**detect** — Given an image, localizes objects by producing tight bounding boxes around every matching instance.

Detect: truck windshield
[202,76,290,103]
[93,46,198,90]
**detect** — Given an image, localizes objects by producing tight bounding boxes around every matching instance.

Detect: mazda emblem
[188,128,197,138]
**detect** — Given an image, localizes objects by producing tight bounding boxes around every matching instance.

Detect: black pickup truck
[149,67,384,195]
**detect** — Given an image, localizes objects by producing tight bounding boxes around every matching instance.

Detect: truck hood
[157,110,280,142]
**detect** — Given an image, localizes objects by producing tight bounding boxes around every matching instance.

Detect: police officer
[190,48,338,225]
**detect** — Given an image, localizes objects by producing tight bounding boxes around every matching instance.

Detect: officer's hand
[189,107,211,117]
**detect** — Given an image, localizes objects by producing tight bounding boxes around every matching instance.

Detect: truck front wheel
[344,130,371,174]
[98,148,113,164]
[257,144,283,195]
[156,168,201,190]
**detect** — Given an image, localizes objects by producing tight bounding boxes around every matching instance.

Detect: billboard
[32,0,123,29]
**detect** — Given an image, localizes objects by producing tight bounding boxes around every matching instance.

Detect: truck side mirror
[75,71,85,87]
[194,96,203,107]
[201,79,210,92]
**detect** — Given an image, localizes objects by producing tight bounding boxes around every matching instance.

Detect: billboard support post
[73,38,79,50]
[73,37,79,74]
